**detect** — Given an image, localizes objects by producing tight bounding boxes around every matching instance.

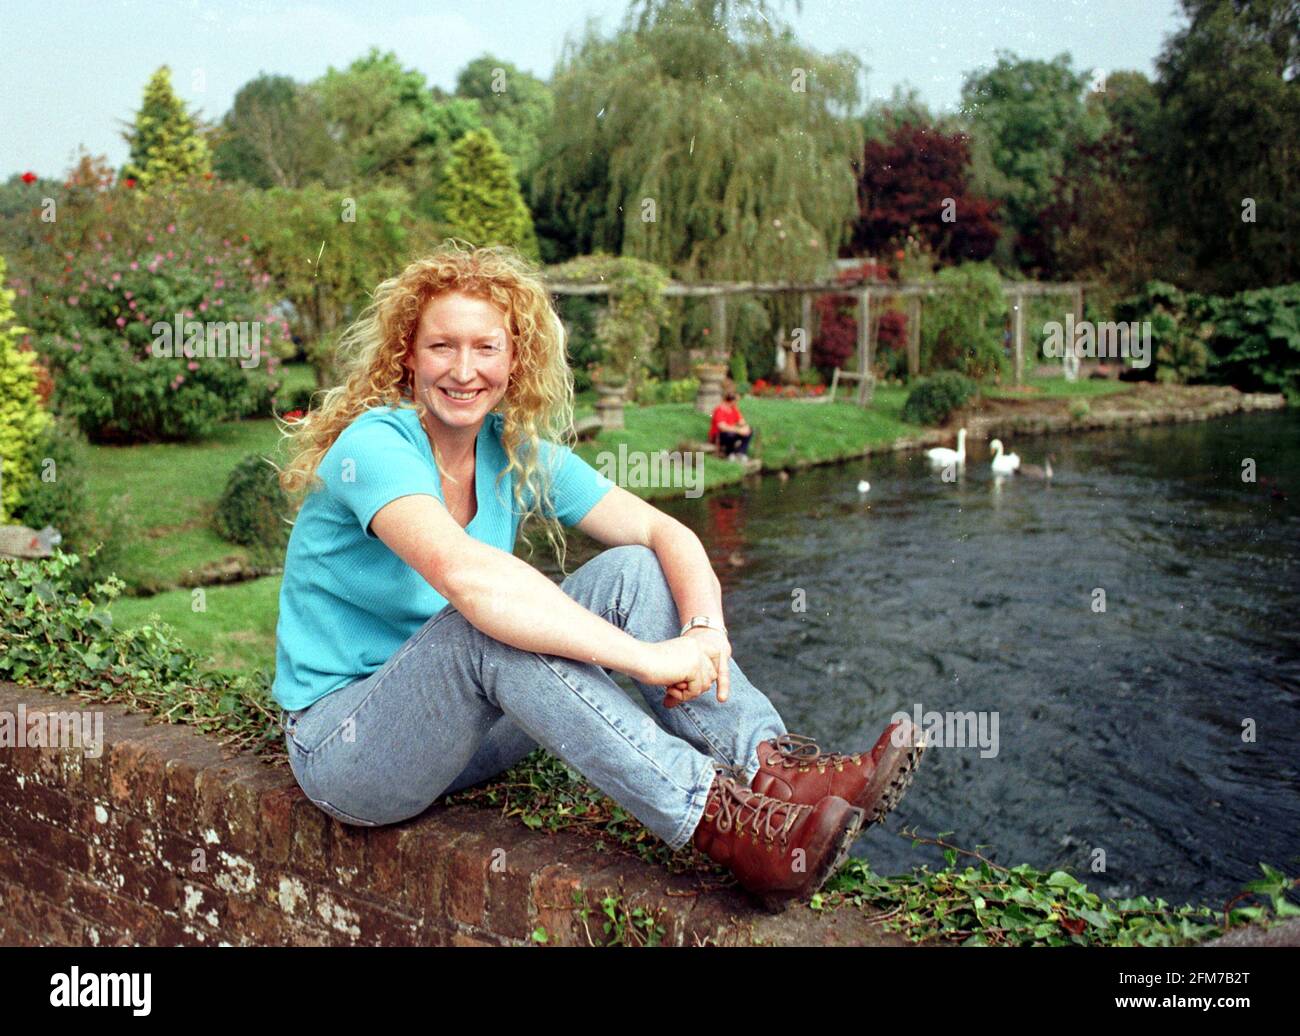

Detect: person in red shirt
[709,383,752,460]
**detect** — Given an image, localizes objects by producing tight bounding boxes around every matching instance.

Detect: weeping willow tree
[534,0,865,284]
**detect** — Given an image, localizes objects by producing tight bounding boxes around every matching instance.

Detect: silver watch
[680,615,727,636]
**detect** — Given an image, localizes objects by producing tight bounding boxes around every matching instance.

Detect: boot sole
[859,718,927,826]
[758,803,865,914]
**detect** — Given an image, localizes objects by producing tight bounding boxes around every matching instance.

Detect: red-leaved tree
[849,123,1001,263]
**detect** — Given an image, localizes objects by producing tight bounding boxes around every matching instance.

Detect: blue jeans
[280,544,786,850]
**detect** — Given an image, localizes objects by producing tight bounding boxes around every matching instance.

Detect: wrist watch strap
[681,615,727,636]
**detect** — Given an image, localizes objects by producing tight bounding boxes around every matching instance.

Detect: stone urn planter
[593,379,626,431]
[693,362,728,414]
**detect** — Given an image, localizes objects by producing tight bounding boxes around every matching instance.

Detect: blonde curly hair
[276,240,578,573]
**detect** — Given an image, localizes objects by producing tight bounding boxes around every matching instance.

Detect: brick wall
[0,682,903,947]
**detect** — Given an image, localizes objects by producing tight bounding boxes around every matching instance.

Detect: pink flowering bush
[31,228,290,443]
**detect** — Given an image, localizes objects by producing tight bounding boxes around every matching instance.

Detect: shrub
[0,549,274,753]
[1115,281,1212,385]
[633,376,698,405]
[921,263,1008,380]
[11,417,127,595]
[547,254,669,389]
[1202,283,1300,403]
[729,351,748,388]
[212,454,291,564]
[32,225,290,442]
[901,371,979,426]
[0,255,49,518]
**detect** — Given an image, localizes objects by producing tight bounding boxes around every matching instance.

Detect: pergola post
[799,292,812,373]
[907,293,921,379]
[858,289,871,374]
[710,292,728,365]
[1013,289,1025,385]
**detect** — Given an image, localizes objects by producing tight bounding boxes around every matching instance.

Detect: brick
[363,825,405,902]
[0,809,94,873]
[328,819,368,891]
[0,841,71,901]
[89,844,184,914]
[483,829,591,942]
[105,728,176,820]
[443,831,492,928]
[532,860,587,946]
[62,872,164,943]
[413,920,457,946]
[257,785,298,865]
[0,880,87,945]
[3,772,94,833]
[309,888,421,946]
[451,931,502,947]
[225,769,288,858]
[155,912,221,947]
[223,894,311,945]
[289,796,330,881]
[396,826,461,919]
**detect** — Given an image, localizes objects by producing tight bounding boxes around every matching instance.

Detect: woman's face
[405,291,515,438]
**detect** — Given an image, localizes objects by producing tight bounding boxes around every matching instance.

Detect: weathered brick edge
[0,682,906,947]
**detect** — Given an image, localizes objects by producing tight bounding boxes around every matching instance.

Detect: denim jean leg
[441,712,539,796]
[559,544,786,783]
[464,613,717,850]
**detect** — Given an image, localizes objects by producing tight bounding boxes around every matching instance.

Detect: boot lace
[710,771,807,846]
[770,732,862,770]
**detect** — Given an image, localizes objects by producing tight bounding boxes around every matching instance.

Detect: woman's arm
[371,494,644,673]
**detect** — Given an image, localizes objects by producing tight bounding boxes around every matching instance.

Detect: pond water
[656,410,1300,908]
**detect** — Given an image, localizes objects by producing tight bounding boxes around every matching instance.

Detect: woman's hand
[629,636,718,706]
[664,627,731,708]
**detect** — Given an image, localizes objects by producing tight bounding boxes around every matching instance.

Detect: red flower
[21,171,37,184]
[124,177,136,189]
[283,409,305,423]
[894,249,905,260]
[753,379,768,390]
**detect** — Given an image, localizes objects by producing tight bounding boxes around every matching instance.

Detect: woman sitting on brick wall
[269,241,925,910]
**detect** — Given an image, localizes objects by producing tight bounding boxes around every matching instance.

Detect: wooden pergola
[546,277,1089,402]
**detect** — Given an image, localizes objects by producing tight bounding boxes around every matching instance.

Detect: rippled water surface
[655,411,1300,908]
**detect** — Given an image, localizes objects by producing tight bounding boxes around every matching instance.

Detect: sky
[0,0,1186,179]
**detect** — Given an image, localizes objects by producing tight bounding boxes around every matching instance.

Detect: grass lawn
[83,416,287,593]
[109,576,283,676]
[983,374,1134,399]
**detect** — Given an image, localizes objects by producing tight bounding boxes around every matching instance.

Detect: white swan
[990,438,1021,475]
[926,428,966,467]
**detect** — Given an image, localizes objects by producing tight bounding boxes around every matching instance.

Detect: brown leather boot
[751,716,926,826]
[691,766,865,911]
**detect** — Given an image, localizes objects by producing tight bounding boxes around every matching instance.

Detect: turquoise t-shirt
[271,404,616,711]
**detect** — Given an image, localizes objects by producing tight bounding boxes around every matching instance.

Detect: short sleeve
[319,413,439,539]
[533,439,616,526]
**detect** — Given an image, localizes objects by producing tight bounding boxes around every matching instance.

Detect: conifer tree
[434,129,540,259]
[121,66,212,189]
[0,255,49,521]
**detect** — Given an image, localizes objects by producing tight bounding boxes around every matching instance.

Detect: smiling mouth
[439,387,484,401]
